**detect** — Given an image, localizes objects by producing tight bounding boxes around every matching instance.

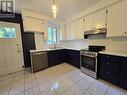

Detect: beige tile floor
[0,63,127,95]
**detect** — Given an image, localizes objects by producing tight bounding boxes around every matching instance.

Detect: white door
[0,21,24,76]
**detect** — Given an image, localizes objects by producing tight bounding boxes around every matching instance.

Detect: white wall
[34,33,50,49]
[89,38,127,53]
[59,39,89,50]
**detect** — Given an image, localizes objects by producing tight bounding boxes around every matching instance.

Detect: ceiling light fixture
[51,0,57,19]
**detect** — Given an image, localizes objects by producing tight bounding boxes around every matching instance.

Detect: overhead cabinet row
[83,0,127,37]
[65,0,127,39]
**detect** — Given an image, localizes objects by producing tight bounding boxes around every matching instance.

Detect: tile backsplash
[59,38,127,53]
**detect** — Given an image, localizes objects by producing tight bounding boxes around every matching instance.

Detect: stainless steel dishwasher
[30,51,48,73]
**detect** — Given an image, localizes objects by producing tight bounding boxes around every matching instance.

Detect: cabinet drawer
[99,54,120,63]
[100,69,119,85]
[100,61,120,73]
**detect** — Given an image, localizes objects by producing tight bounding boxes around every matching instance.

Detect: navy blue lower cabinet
[47,49,80,68]
[65,49,80,69]
[47,51,58,67]
[47,49,65,67]
[99,54,127,89]
[100,69,120,85]
[119,57,127,89]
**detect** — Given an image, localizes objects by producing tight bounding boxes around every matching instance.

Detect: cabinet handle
[71,53,73,55]
[107,62,110,65]
[83,19,85,22]
[106,72,110,74]
[124,32,127,34]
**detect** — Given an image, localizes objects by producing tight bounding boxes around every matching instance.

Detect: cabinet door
[73,51,80,69]
[56,50,65,64]
[43,21,48,40]
[99,54,120,73]
[100,69,119,85]
[107,0,127,37]
[94,9,107,29]
[47,51,57,67]
[75,19,84,39]
[34,19,44,32]
[83,14,94,31]
[23,17,35,32]
[70,22,76,40]
[120,57,127,89]
[65,23,74,40]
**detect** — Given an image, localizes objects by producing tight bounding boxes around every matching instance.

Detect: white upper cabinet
[75,19,84,39]
[83,9,107,32]
[65,18,84,40]
[34,19,44,32]
[70,22,76,40]
[83,14,94,31]
[94,9,107,29]
[23,17,35,32]
[107,0,127,37]
[23,17,48,33]
[43,21,48,40]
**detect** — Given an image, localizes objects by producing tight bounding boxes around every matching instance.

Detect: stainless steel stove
[80,46,105,79]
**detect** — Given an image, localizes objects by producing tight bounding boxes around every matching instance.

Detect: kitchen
[0,0,127,95]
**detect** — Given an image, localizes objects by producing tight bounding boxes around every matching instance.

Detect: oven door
[81,55,96,72]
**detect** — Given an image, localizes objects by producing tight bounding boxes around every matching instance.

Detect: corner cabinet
[47,49,80,69]
[107,0,127,37]
[99,54,127,89]
[65,49,80,69]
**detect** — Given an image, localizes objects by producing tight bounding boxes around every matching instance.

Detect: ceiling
[16,0,101,20]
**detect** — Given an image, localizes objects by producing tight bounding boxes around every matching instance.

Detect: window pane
[52,28,57,43]
[48,27,52,45]
[47,27,58,45]
[0,28,16,38]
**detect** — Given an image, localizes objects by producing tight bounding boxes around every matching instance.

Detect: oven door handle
[81,54,97,58]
